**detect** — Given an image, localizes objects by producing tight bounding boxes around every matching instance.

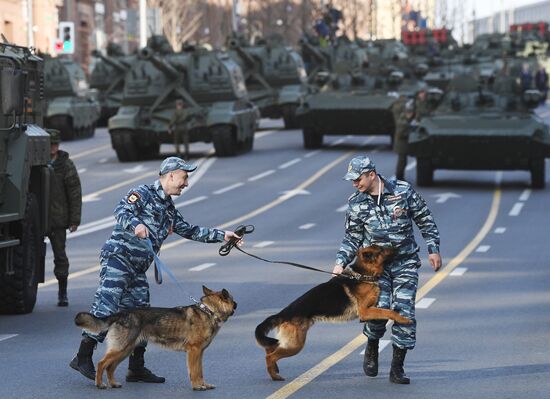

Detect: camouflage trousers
[363,256,419,349]
[83,254,150,342]
[48,228,69,280]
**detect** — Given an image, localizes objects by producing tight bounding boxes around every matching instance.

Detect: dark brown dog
[74,286,237,390]
[255,245,412,381]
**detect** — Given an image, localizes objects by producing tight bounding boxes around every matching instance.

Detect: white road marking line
[519,189,531,201]
[175,196,208,209]
[299,223,316,230]
[98,158,108,163]
[509,202,524,216]
[330,138,345,146]
[405,160,417,170]
[336,204,347,212]
[304,150,320,158]
[476,245,491,253]
[213,182,244,195]
[450,267,468,276]
[494,227,506,234]
[0,334,18,342]
[416,297,436,309]
[254,241,275,248]
[248,170,275,182]
[77,168,87,174]
[279,158,302,169]
[189,263,216,272]
[360,339,391,355]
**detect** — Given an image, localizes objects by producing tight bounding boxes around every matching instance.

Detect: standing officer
[393,99,415,180]
[47,129,82,307]
[332,156,442,384]
[168,99,190,158]
[70,156,241,383]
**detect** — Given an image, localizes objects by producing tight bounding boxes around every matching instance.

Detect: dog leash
[143,239,216,317]
[219,225,375,282]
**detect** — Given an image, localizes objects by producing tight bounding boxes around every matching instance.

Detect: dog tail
[255,314,283,348]
[74,312,113,334]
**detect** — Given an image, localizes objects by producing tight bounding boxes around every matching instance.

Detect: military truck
[226,33,307,129]
[43,56,100,140]
[90,43,134,126]
[0,42,51,314]
[408,74,550,188]
[108,38,258,161]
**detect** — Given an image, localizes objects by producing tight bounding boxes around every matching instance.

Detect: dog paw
[110,382,122,388]
[271,374,285,381]
[193,385,207,391]
[204,383,216,390]
[96,383,107,390]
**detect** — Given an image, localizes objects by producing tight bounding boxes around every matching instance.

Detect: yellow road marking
[71,144,112,160]
[41,151,355,286]
[267,188,501,399]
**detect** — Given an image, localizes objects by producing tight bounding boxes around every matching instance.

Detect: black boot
[389,345,410,384]
[363,339,379,377]
[69,336,97,380]
[126,346,165,383]
[57,278,68,307]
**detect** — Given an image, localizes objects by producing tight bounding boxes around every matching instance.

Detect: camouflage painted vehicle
[109,37,258,161]
[227,33,307,129]
[43,56,100,140]
[0,42,51,314]
[408,74,550,188]
[297,38,426,149]
[90,43,134,126]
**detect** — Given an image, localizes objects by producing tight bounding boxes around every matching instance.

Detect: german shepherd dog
[255,245,412,381]
[74,286,237,390]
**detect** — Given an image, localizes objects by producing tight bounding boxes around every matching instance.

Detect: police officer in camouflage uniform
[70,156,241,383]
[393,99,415,180]
[47,129,82,307]
[332,156,442,384]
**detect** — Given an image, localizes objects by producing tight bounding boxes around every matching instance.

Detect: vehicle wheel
[110,130,140,162]
[212,125,238,157]
[282,104,300,129]
[0,193,42,314]
[416,157,434,186]
[303,128,323,149]
[530,158,545,189]
[139,143,160,160]
[239,134,254,153]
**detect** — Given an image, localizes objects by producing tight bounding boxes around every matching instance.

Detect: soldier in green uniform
[47,129,82,306]
[393,99,415,180]
[168,99,190,158]
[414,88,430,122]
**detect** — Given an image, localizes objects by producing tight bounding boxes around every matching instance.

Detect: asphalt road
[1,116,549,399]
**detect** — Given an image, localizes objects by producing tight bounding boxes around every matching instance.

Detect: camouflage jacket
[49,150,82,229]
[336,176,440,267]
[101,180,225,271]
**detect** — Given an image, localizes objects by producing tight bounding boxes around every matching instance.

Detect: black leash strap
[219,224,255,256]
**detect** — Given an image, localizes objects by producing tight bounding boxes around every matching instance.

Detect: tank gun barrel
[228,39,259,69]
[139,47,180,79]
[299,38,327,64]
[91,50,129,73]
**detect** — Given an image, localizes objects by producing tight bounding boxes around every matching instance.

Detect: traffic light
[57,21,75,54]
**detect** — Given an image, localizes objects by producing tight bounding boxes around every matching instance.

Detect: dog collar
[197,302,221,322]
[342,268,379,284]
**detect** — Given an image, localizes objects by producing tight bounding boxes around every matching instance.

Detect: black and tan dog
[74,286,237,390]
[255,245,412,381]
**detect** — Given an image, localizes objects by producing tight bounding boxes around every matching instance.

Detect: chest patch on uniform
[127,192,141,204]
[386,194,402,201]
[393,206,405,218]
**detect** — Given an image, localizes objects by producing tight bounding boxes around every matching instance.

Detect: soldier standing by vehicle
[332,156,442,384]
[70,156,241,383]
[46,129,82,307]
[168,99,190,158]
[393,99,415,181]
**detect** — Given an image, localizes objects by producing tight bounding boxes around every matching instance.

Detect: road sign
[58,21,75,54]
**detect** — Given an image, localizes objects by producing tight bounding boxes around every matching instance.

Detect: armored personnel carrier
[109,37,258,161]
[90,43,134,126]
[297,38,426,149]
[43,56,100,140]
[0,42,51,314]
[226,33,307,129]
[408,74,550,188]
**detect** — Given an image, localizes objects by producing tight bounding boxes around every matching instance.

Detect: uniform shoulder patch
[127,191,141,204]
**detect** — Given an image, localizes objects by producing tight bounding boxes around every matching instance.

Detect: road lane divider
[71,144,112,160]
[267,187,501,399]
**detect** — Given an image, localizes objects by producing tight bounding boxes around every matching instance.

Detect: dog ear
[202,285,213,295]
[221,288,230,298]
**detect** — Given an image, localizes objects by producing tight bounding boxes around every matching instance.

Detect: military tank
[43,56,100,140]
[0,41,51,314]
[90,43,134,126]
[408,74,550,188]
[296,37,426,149]
[226,33,307,129]
[108,36,258,161]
